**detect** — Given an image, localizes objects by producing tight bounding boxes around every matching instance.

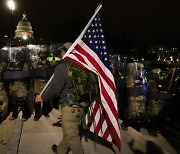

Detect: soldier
[0,61,8,123]
[31,46,53,121]
[110,55,127,120]
[146,68,172,136]
[47,52,61,68]
[123,62,148,131]
[48,52,61,110]
[168,70,180,129]
[4,50,30,121]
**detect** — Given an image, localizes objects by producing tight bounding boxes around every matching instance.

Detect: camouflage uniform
[31,50,53,120]
[125,62,148,131]
[0,62,8,123]
[146,68,172,135]
[5,53,30,121]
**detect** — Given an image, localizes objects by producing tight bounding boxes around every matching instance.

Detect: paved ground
[6,109,180,154]
[0,115,16,154]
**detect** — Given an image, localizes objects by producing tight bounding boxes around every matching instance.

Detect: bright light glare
[23,35,27,40]
[2,47,9,51]
[7,0,15,11]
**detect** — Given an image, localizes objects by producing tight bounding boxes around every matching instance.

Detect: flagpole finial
[63,4,103,59]
[94,4,102,13]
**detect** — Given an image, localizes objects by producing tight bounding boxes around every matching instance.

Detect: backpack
[64,60,99,107]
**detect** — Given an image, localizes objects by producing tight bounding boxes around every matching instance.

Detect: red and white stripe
[64,39,121,150]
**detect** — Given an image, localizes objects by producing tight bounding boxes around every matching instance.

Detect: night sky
[0,0,180,48]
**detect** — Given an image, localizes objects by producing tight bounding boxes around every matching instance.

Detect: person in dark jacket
[35,42,84,154]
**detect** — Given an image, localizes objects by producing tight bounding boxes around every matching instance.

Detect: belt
[30,68,54,78]
[148,92,173,100]
[127,86,150,96]
[70,104,78,108]
[3,71,30,80]
[0,73,2,80]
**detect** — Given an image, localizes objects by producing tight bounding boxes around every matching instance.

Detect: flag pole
[63,4,103,59]
[40,74,54,96]
[39,4,102,97]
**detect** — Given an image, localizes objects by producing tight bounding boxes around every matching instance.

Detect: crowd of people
[0,43,179,153]
[0,42,97,153]
[0,45,60,123]
[115,59,180,136]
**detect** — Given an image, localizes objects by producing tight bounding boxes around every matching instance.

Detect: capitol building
[14,13,34,40]
[0,13,48,47]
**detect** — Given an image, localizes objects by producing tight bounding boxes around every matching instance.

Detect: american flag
[63,5,121,151]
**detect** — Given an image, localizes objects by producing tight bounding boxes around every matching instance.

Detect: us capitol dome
[14,13,33,39]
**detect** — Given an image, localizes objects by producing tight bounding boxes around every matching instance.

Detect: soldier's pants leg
[42,101,50,116]
[34,102,41,119]
[0,108,8,122]
[57,106,83,154]
[0,102,8,122]
[128,117,141,132]
[148,117,158,136]
[57,139,70,154]
[53,97,59,109]
[152,117,159,132]
[12,98,19,118]
[20,98,30,119]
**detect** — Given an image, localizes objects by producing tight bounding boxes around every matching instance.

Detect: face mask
[39,53,47,60]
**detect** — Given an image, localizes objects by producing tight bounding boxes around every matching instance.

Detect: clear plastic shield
[126,62,147,88]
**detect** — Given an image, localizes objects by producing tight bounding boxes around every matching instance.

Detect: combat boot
[10,100,19,120]
[34,102,41,121]
[51,144,58,154]
[42,101,50,118]
[9,116,16,120]
[53,120,62,127]
[21,117,28,122]
[20,98,31,121]
[121,122,128,131]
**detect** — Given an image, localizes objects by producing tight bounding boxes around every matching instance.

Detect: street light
[7,0,15,45]
[7,0,15,12]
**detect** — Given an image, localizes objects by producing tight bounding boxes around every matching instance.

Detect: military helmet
[38,47,49,58]
[151,68,161,74]
[126,56,135,64]
[60,42,72,52]
[38,50,49,56]
[11,50,23,62]
[38,45,49,54]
